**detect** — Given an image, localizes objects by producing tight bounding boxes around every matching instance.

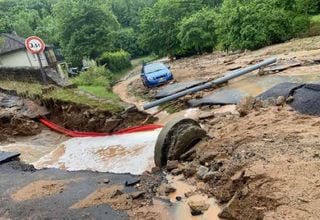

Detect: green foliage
[72,63,111,90]
[216,0,310,51]
[99,50,131,73]
[178,8,217,53]
[294,0,320,15]
[1,0,319,66]
[112,28,143,57]
[79,85,120,101]
[54,0,119,66]
[110,0,155,29]
[139,0,201,56]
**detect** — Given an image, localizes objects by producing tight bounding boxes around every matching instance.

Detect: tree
[11,10,40,37]
[139,0,202,56]
[110,0,155,29]
[178,8,217,54]
[54,0,119,66]
[216,0,309,51]
[112,28,143,57]
[294,0,320,15]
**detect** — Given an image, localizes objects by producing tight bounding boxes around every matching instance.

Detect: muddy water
[0,129,69,164]
[166,176,221,220]
[34,128,162,175]
[213,73,320,100]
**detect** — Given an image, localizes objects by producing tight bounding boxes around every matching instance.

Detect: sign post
[25,36,48,85]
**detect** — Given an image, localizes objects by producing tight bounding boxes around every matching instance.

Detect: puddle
[0,129,69,163]
[166,176,221,220]
[34,128,162,175]
[215,73,320,100]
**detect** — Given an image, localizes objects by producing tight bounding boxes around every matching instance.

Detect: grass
[311,14,320,23]
[78,85,120,101]
[0,80,123,112]
[304,14,320,37]
[0,80,43,96]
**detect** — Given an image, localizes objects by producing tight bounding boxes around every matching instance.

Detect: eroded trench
[0,90,220,219]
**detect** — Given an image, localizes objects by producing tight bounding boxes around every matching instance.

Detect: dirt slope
[187,104,320,219]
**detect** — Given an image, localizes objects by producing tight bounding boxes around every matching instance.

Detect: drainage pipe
[143,57,277,110]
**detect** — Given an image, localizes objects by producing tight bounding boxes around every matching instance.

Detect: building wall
[0,49,48,68]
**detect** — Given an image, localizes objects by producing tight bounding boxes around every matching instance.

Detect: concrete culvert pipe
[154,117,207,167]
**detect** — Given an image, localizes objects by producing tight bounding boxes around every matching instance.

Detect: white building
[0,33,57,68]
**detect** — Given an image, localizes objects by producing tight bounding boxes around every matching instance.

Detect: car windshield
[144,63,166,74]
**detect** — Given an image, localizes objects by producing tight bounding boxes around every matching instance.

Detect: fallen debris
[261,60,301,75]
[188,200,210,215]
[0,151,20,164]
[259,83,320,116]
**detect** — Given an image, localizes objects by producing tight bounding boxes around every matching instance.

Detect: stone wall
[0,67,51,84]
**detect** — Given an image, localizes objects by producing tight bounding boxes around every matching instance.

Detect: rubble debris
[129,191,145,199]
[165,160,179,171]
[157,184,176,195]
[0,151,20,164]
[257,82,303,100]
[261,60,301,75]
[290,84,320,116]
[125,177,141,187]
[188,200,210,215]
[0,110,41,136]
[0,92,49,118]
[196,166,209,180]
[236,96,255,117]
[258,83,320,116]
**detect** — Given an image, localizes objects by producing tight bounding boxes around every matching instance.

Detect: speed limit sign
[25,36,46,54]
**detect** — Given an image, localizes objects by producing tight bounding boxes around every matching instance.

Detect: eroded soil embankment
[162,104,320,219]
[43,98,155,133]
[0,88,155,141]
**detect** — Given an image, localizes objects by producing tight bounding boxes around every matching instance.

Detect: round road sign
[25,36,46,54]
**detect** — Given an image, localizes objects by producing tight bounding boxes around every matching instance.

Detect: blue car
[141,62,174,88]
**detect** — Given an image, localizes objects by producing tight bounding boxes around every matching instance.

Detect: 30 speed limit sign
[25,36,46,54]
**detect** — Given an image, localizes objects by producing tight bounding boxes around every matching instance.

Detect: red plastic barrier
[39,118,163,137]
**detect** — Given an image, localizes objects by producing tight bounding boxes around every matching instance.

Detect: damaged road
[0,158,157,220]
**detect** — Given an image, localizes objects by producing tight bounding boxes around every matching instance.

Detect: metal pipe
[143,57,277,110]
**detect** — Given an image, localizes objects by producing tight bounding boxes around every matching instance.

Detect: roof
[0,33,26,55]
[0,33,53,55]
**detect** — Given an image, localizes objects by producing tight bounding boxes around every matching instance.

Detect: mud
[0,109,40,138]
[44,98,155,133]
[11,180,69,202]
[0,128,69,164]
[180,105,320,219]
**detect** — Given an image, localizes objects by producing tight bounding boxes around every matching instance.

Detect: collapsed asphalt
[0,159,139,219]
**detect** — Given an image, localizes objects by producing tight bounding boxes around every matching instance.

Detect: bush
[112,28,145,57]
[72,63,111,90]
[178,8,217,54]
[99,50,131,72]
[216,0,310,51]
